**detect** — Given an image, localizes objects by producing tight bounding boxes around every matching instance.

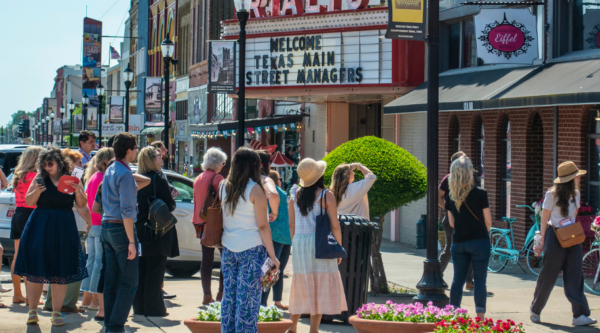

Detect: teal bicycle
[488,204,543,275]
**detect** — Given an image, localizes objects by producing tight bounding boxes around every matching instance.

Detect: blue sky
[0,0,131,126]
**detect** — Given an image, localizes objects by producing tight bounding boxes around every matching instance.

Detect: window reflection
[573,0,600,51]
[464,21,477,68]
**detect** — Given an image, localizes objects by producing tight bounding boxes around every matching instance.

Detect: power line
[99,0,122,20]
[103,11,128,66]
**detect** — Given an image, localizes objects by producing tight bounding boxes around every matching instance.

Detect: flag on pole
[110,46,120,59]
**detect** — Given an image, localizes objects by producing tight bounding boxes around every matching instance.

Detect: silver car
[0,167,218,278]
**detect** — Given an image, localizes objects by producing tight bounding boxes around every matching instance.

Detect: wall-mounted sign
[475,9,538,64]
[244,31,391,87]
[109,96,124,123]
[583,9,600,50]
[175,120,188,141]
[208,41,237,93]
[145,77,163,114]
[248,0,371,19]
[385,0,426,41]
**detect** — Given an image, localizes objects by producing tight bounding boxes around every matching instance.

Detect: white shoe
[573,315,597,326]
[530,311,540,323]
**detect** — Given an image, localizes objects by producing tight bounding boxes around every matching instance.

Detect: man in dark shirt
[438,151,474,289]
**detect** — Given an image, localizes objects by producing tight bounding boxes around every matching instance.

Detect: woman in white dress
[330,163,376,219]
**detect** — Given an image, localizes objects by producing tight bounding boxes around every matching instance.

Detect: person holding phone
[13,147,89,326]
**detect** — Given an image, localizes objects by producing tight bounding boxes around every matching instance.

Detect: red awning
[271,152,295,167]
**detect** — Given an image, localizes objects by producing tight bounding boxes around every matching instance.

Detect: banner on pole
[474,9,538,64]
[62,119,70,135]
[83,17,102,108]
[53,120,61,135]
[109,96,125,123]
[87,107,98,130]
[385,0,427,41]
[145,77,163,114]
[208,41,237,94]
[73,115,83,133]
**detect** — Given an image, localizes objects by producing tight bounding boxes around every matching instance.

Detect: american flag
[110,46,120,59]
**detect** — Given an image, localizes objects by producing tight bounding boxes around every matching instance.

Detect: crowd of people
[439,151,597,326]
[0,131,377,333]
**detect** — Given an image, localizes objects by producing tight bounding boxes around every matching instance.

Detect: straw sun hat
[554,161,587,184]
[297,158,327,187]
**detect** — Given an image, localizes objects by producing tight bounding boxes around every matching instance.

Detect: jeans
[439,215,473,283]
[221,245,266,333]
[81,225,103,293]
[261,242,291,305]
[450,238,490,314]
[531,228,590,318]
[102,223,139,333]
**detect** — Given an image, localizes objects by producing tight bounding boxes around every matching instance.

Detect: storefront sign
[90,115,143,136]
[109,96,124,123]
[208,41,237,93]
[385,0,426,41]
[87,107,98,130]
[243,31,391,87]
[475,9,538,64]
[583,10,600,50]
[82,18,102,108]
[145,77,163,114]
[248,0,370,18]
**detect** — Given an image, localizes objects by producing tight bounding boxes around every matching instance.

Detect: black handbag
[315,190,347,259]
[143,173,177,243]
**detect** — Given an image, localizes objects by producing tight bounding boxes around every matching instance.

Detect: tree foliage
[322,136,427,219]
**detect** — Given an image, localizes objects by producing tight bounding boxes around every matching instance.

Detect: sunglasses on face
[43,161,55,168]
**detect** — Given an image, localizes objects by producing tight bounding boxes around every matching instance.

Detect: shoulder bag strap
[463,201,482,223]
[209,174,218,198]
[148,173,158,205]
[320,189,327,216]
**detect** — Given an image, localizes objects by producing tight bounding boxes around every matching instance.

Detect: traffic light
[24,118,30,138]
[18,122,24,138]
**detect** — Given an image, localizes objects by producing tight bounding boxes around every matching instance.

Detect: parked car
[0,161,213,278]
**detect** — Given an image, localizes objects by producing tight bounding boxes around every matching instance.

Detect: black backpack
[142,173,177,243]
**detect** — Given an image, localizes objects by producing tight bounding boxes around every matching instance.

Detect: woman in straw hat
[288,158,347,333]
[530,161,597,326]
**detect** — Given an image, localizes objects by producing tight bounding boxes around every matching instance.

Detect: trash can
[416,214,427,249]
[322,214,378,324]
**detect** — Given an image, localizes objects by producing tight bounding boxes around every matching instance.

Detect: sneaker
[573,315,597,326]
[530,311,540,323]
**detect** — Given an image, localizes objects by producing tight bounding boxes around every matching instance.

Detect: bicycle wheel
[583,249,600,295]
[525,241,543,276]
[488,231,509,273]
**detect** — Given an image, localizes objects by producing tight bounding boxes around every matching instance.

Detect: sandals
[27,309,39,324]
[51,312,65,326]
[0,303,7,309]
[13,296,27,304]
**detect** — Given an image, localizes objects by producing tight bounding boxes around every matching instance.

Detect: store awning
[189,114,304,133]
[140,127,164,135]
[384,59,600,114]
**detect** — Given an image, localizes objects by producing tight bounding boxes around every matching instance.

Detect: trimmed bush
[323,136,427,219]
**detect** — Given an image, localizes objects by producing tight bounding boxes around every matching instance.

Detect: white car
[0,168,218,278]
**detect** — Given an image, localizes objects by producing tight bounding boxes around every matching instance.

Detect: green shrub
[323,136,427,219]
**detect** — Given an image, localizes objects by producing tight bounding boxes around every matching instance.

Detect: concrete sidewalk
[1,240,599,332]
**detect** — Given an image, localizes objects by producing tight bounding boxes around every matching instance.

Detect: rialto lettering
[245,34,363,86]
[249,0,369,18]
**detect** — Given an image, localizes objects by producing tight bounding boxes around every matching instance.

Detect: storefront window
[587,110,600,210]
[448,23,461,70]
[475,117,484,188]
[452,117,461,154]
[463,21,477,68]
[557,0,600,55]
[500,117,511,218]
[444,19,480,71]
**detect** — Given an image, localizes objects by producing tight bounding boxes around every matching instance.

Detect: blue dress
[14,177,88,284]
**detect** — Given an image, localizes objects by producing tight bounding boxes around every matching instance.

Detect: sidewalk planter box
[349,316,435,333]
[183,318,293,333]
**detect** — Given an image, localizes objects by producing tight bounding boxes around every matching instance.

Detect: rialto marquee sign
[243,31,392,87]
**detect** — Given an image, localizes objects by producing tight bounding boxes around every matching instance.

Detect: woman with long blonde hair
[79,147,114,319]
[445,156,491,319]
[330,163,376,219]
[9,146,43,304]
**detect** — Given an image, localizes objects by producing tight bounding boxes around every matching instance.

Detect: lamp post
[69,99,75,147]
[41,118,46,147]
[48,113,54,146]
[412,0,448,307]
[37,122,41,145]
[123,63,134,132]
[97,83,105,148]
[82,92,89,131]
[233,0,251,149]
[60,106,65,146]
[161,37,176,170]
[33,125,36,145]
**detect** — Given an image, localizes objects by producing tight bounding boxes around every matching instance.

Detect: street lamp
[49,113,54,146]
[46,115,51,146]
[234,0,252,149]
[37,121,41,146]
[82,92,90,131]
[123,62,134,132]
[96,83,105,148]
[69,99,75,146]
[161,37,176,169]
[60,106,65,146]
[41,118,46,147]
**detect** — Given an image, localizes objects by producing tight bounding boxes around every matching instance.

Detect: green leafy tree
[323,136,427,293]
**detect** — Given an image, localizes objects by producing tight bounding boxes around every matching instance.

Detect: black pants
[133,255,168,316]
[201,245,224,296]
[261,242,291,305]
[439,214,473,283]
[531,228,591,318]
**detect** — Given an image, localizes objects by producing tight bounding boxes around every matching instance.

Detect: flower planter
[183,318,293,333]
[438,230,446,250]
[349,316,436,333]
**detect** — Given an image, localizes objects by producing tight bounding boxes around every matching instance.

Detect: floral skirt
[289,234,347,315]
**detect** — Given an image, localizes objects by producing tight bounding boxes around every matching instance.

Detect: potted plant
[434,317,525,332]
[349,301,469,333]
[184,302,293,333]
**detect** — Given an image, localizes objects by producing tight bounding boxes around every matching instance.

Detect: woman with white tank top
[219,148,280,333]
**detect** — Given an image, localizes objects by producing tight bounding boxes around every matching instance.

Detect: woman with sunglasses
[14,147,89,326]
